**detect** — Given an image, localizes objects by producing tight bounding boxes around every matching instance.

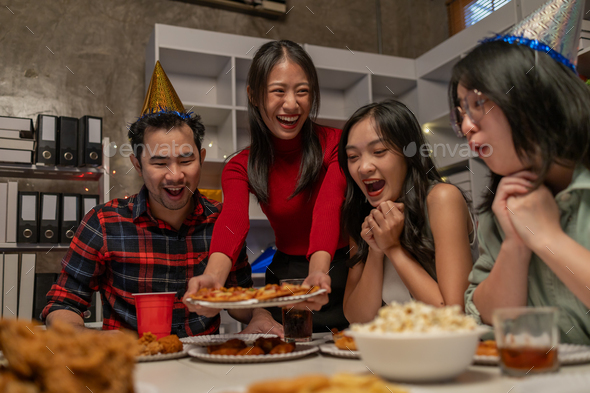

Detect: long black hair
[246,40,322,204]
[449,40,590,212]
[339,99,445,276]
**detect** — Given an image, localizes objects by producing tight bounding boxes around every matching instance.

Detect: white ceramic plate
[319,343,360,359]
[188,344,319,363]
[136,344,190,362]
[323,333,334,341]
[186,289,327,309]
[473,344,590,366]
[514,373,590,393]
[180,333,278,347]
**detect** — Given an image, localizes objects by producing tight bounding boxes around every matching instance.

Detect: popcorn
[350,301,477,333]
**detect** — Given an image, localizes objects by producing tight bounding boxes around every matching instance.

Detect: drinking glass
[280,278,313,343]
[493,307,559,376]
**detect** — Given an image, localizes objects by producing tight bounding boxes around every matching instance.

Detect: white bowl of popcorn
[347,302,488,382]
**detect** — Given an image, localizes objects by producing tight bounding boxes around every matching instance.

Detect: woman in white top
[339,99,475,323]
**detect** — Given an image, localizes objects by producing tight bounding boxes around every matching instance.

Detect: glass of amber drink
[280,279,313,343]
[493,307,559,377]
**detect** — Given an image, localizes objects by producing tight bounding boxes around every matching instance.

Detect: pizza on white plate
[191,284,319,303]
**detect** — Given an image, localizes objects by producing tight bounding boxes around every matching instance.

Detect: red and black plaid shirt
[42,186,252,337]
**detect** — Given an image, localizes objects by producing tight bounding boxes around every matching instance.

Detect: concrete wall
[0,0,448,271]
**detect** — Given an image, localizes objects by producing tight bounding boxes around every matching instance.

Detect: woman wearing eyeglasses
[450,16,590,343]
[339,99,475,324]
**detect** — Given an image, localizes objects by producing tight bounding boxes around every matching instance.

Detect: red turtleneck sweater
[209,125,348,263]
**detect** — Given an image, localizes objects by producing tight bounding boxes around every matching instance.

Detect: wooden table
[135,334,590,393]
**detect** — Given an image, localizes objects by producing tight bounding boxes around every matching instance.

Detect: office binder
[57,116,78,166]
[17,191,39,243]
[0,137,35,150]
[40,193,60,243]
[36,114,58,166]
[3,254,18,319]
[78,116,102,167]
[0,148,33,164]
[0,182,7,243]
[80,194,99,220]
[0,129,34,139]
[0,115,33,132]
[18,253,36,319]
[60,194,80,242]
[0,129,21,139]
[5,181,18,243]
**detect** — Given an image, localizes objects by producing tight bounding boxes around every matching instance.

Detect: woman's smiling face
[346,116,407,207]
[258,59,311,140]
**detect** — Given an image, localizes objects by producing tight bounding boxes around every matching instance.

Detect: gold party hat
[485,0,584,72]
[140,61,185,117]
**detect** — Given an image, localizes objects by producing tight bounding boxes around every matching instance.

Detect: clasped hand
[361,201,405,254]
[492,171,562,252]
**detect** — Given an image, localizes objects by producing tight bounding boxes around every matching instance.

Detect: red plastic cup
[132,292,176,339]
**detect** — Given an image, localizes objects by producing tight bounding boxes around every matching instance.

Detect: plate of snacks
[319,329,359,359]
[186,284,326,309]
[180,333,278,346]
[136,332,189,362]
[188,336,319,363]
[473,340,590,366]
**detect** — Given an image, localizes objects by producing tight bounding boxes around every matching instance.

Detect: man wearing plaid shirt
[42,111,281,337]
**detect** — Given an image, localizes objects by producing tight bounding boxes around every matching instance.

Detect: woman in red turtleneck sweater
[184,40,349,331]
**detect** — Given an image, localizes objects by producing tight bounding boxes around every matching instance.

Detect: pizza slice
[282,283,320,296]
[254,284,293,301]
[191,286,258,302]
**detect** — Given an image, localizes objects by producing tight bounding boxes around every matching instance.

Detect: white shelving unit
[303,44,417,128]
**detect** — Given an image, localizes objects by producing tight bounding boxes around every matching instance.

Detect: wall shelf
[0,243,72,253]
[0,163,104,181]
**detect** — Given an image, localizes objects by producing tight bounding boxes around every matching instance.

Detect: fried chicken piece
[146,341,164,355]
[476,340,498,357]
[207,338,246,354]
[136,331,160,355]
[236,347,265,356]
[210,348,240,355]
[158,335,183,354]
[0,368,39,393]
[254,337,284,354]
[138,332,158,345]
[0,319,136,393]
[334,335,357,351]
[269,343,295,355]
